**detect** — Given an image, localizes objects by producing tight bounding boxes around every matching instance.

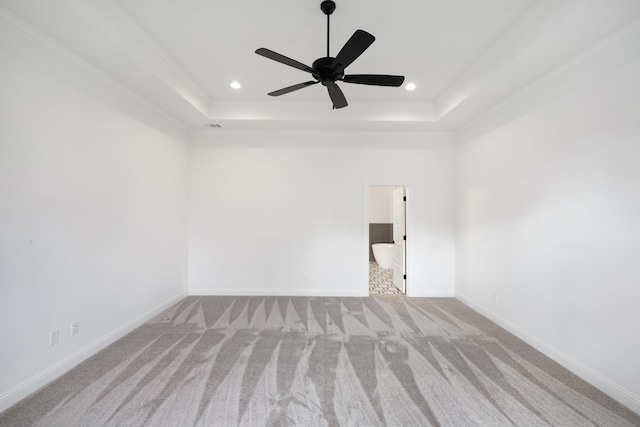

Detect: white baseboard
[189,288,455,298]
[189,288,366,297]
[455,292,640,416]
[0,291,187,413]
[409,289,455,297]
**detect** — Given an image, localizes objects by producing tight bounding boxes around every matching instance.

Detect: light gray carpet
[1,296,639,426]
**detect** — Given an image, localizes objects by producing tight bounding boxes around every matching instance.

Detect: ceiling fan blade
[268,80,319,96]
[326,82,348,109]
[331,30,375,74]
[256,48,316,74]
[343,74,405,87]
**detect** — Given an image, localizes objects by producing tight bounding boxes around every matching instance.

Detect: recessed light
[230,81,241,89]
[405,82,416,91]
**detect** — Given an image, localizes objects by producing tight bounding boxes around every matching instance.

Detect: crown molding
[207,101,436,123]
[0,5,188,140]
[435,0,585,120]
[69,0,211,117]
[188,127,454,143]
[455,16,640,143]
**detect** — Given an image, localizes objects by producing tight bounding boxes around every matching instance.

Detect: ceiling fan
[255,0,405,109]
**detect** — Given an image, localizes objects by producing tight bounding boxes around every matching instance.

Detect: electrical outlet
[71,321,80,336]
[49,329,59,346]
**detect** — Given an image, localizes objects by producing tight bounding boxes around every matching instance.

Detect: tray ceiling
[1,0,639,132]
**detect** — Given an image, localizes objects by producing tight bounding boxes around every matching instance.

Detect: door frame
[365,184,410,296]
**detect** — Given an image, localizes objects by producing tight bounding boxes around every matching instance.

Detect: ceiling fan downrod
[321,0,336,57]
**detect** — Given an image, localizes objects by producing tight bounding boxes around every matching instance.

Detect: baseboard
[455,292,640,416]
[409,289,455,297]
[189,288,365,297]
[0,291,187,413]
[190,288,455,298]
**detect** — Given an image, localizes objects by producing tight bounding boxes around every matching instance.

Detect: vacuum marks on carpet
[2,296,639,427]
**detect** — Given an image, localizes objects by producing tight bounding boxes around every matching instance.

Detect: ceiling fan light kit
[255,0,405,109]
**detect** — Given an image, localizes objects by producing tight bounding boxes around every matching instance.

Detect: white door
[392,187,406,294]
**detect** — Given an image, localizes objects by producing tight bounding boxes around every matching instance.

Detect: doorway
[368,186,407,295]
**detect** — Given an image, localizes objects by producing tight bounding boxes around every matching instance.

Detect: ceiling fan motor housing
[312,57,343,85]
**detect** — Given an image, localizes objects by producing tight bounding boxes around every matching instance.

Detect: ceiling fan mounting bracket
[320,1,336,16]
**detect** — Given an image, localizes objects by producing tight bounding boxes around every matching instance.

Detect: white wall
[369,187,394,223]
[454,26,640,413]
[188,132,455,297]
[0,36,189,410]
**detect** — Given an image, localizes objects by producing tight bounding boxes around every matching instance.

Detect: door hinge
[403,235,406,241]
[403,274,407,280]
[403,196,406,201]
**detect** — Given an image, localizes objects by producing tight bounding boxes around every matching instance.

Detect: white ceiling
[2,0,639,132]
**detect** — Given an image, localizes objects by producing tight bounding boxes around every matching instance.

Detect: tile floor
[369,261,402,295]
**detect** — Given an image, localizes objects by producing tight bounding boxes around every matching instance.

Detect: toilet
[372,243,394,269]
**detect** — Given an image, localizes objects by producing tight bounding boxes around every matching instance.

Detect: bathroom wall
[188,131,456,297]
[368,187,394,261]
[368,224,392,261]
[369,187,394,222]
[454,25,640,413]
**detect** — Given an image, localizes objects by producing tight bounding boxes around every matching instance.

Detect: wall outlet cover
[49,329,59,346]
[71,321,79,336]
